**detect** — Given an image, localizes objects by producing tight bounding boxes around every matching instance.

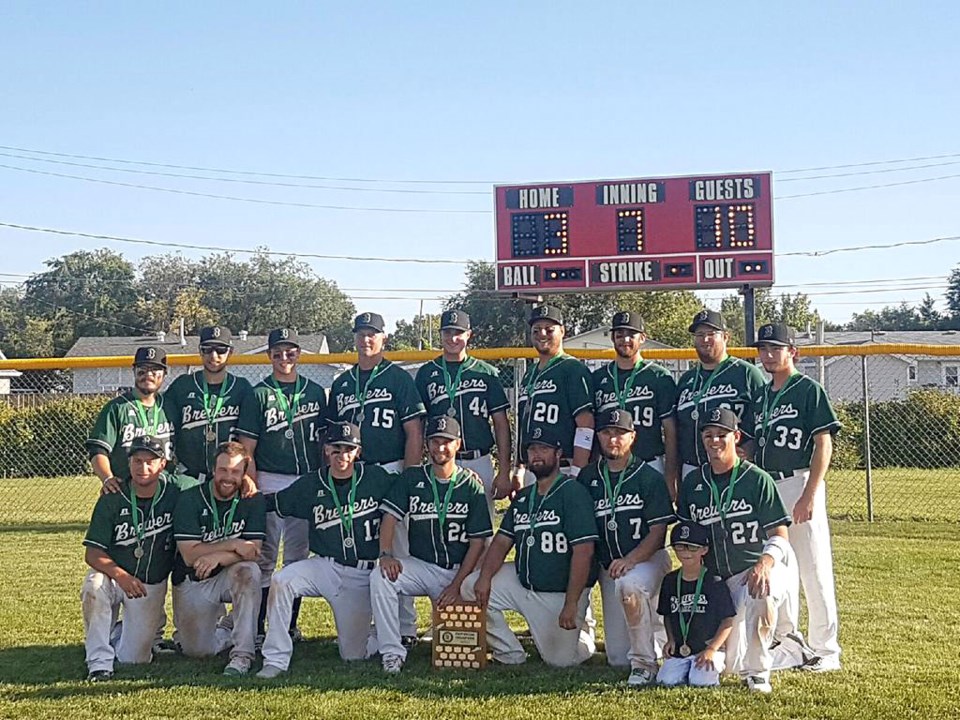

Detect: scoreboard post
[493,172,774,297]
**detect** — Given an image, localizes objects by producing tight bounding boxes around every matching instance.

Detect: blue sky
[1,2,958,331]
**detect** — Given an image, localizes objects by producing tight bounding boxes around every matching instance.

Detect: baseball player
[592,310,679,484]
[172,441,265,676]
[414,309,512,517]
[81,436,180,681]
[236,327,327,644]
[752,323,842,672]
[371,416,493,673]
[673,309,765,499]
[326,311,426,642]
[462,427,598,667]
[165,326,253,484]
[578,408,674,685]
[517,305,594,483]
[656,521,736,688]
[87,346,176,494]
[675,407,799,693]
[256,422,396,678]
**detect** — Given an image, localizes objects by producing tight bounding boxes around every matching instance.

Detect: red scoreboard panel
[494,172,773,294]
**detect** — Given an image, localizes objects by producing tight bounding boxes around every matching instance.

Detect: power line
[776,174,960,199]
[779,235,960,257]
[775,152,960,175]
[776,159,960,183]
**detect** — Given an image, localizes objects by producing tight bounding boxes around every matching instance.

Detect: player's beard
[614,343,638,360]
[695,342,725,366]
[529,454,559,479]
[600,445,629,462]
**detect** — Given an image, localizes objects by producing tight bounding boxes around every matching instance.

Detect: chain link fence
[1,346,959,525]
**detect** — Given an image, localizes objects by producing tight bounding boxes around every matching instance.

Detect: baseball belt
[334,558,377,571]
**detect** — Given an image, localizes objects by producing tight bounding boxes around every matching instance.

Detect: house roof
[65,333,329,358]
[794,330,960,347]
[564,326,676,351]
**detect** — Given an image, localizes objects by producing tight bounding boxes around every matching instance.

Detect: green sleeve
[565,361,593,417]
[482,363,510,414]
[87,400,119,456]
[465,476,493,538]
[235,390,263,439]
[276,473,318,520]
[563,481,600,545]
[675,473,695,522]
[162,379,183,432]
[497,493,519,540]
[240,494,267,538]
[807,381,842,436]
[641,468,675,526]
[413,364,431,407]
[83,494,119,550]
[381,469,412,519]
[397,371,427,423]
[655,370,678,419]
[752,467,791,530]
[173,488,204,540]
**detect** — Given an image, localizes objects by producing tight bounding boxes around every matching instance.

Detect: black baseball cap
[133,346,167,369]
[528,305,563,326]
[670,521,710,548]
[426,415,461,440]
[268,328,300,350]
[523,426,563,450]
[127,435,166,458]
[440,309,471,331]
[753,323,796,347]
[611,311,645,333]
[327,421,362,448]
[701,407,739,433]
[199,326,233,348]
[353,312,386,333]
[596,408,635,432]
[689,309,727,333]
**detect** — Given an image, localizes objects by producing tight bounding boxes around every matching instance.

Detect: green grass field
[0,479,957,719]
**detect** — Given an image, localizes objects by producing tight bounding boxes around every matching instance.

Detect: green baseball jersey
[82,477,180,585]
[272,462,395,564]
[326,360,426,465]
[518,353,593,459]
[235,375,327,475]
[752,374,842,474]
[578,460,674,569]
[497,474,598,593]
[415,357,509,454]
[383,464,493,569]
[675,357,766,466]
[676,461,790,579]
[86,392,176,480]
[172,483,266,584]
[164,371,253,478]
[592,360,677,460]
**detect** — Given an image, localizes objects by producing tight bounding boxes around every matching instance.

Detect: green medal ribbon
[209,481,240,538]
[676,566,707,648]
[523,353,565,423]
[270,376,304,434]
[428,467,459,528]
[440,357,470,413]
[200,373,229,435]
[353,361,386,421]
[129,481,161,549]
[690,356,732,416]
[132,397,161,436]
[324,469,358,537]
[705,460,742,525]
[600,460,635,525]
[612,358,646,410]
[759,372,800,440]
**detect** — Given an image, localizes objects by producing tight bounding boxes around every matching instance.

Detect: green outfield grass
[0,485,957,719]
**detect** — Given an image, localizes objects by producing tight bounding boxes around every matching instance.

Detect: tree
[389,314,442,351]
[947,266,960,318]
[721,289,820,344]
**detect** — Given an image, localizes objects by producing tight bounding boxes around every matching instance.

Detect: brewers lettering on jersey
[87,393,175,481]
[518,357,593,459]
[592,363,677,461]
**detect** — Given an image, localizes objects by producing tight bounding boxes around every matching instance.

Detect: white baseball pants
[459,454,495,521]
[81,571,167,673]
[376,459,418,637]
[461,563,594,667]
[657,653,725,686]
[258,472,310,587]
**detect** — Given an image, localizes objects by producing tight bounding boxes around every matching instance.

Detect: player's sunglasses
[200,345,231,356]
[134,366,165,376]
[693,330,723,340]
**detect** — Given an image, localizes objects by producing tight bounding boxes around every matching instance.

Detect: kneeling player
[81,436,179,681]
[657,521,735,687]
[258,422,396,678]
[372,416,492,673]
[579,409,674,685]
[462,429,597,667]
[172,442,265,676]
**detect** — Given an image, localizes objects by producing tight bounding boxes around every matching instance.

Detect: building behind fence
[1,344,959,525]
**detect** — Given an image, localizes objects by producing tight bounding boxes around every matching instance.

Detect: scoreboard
[494,172,773,293]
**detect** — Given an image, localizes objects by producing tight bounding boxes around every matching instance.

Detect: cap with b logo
[353,312,386,333]
[327,421,362,448]
[426,415,461,440]
[701,406,739,433]
[199,326,233,348]
[133,346,168,369]
[268,327,300,350]
[688,309,726,333]
[670,520,710,548]
[523,425,563,449]
[597,407,635,432]
[440,309,471,331]
[611,311,645,333]
[752,323,796,347]
[528,305,564,326]
[127,435,167,458]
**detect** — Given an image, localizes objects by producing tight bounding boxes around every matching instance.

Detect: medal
[676,567,706,662]
[606,519,618,531]
[133,545,144,559]
[679,644,691,657]
[690,409,699,421]
[354,362,386,430]
[284,428,295,439]
[757,436,766,447]
[446,406,457,418]
[343,536,355,549]
[205,427,217,443]
[356,412,364,424]
[270,376,305,445]
[526,535,536,547]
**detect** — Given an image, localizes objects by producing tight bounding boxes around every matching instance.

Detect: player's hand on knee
[194,555,220,581]
[117,572,146,599]
[436,585,463,609]
[663,640,675,658]
[607,558,634,579]
[473,575,491,608]
[380,556,403,582]
[558,601,578,630]
[492,469,512,500]
[100,476,122,495]
[744,559,772,598]
[694,647,717,670]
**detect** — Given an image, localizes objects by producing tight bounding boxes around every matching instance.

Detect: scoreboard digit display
[494,172,773,293]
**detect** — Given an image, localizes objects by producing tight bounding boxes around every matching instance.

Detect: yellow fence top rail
[2,343,960,371]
